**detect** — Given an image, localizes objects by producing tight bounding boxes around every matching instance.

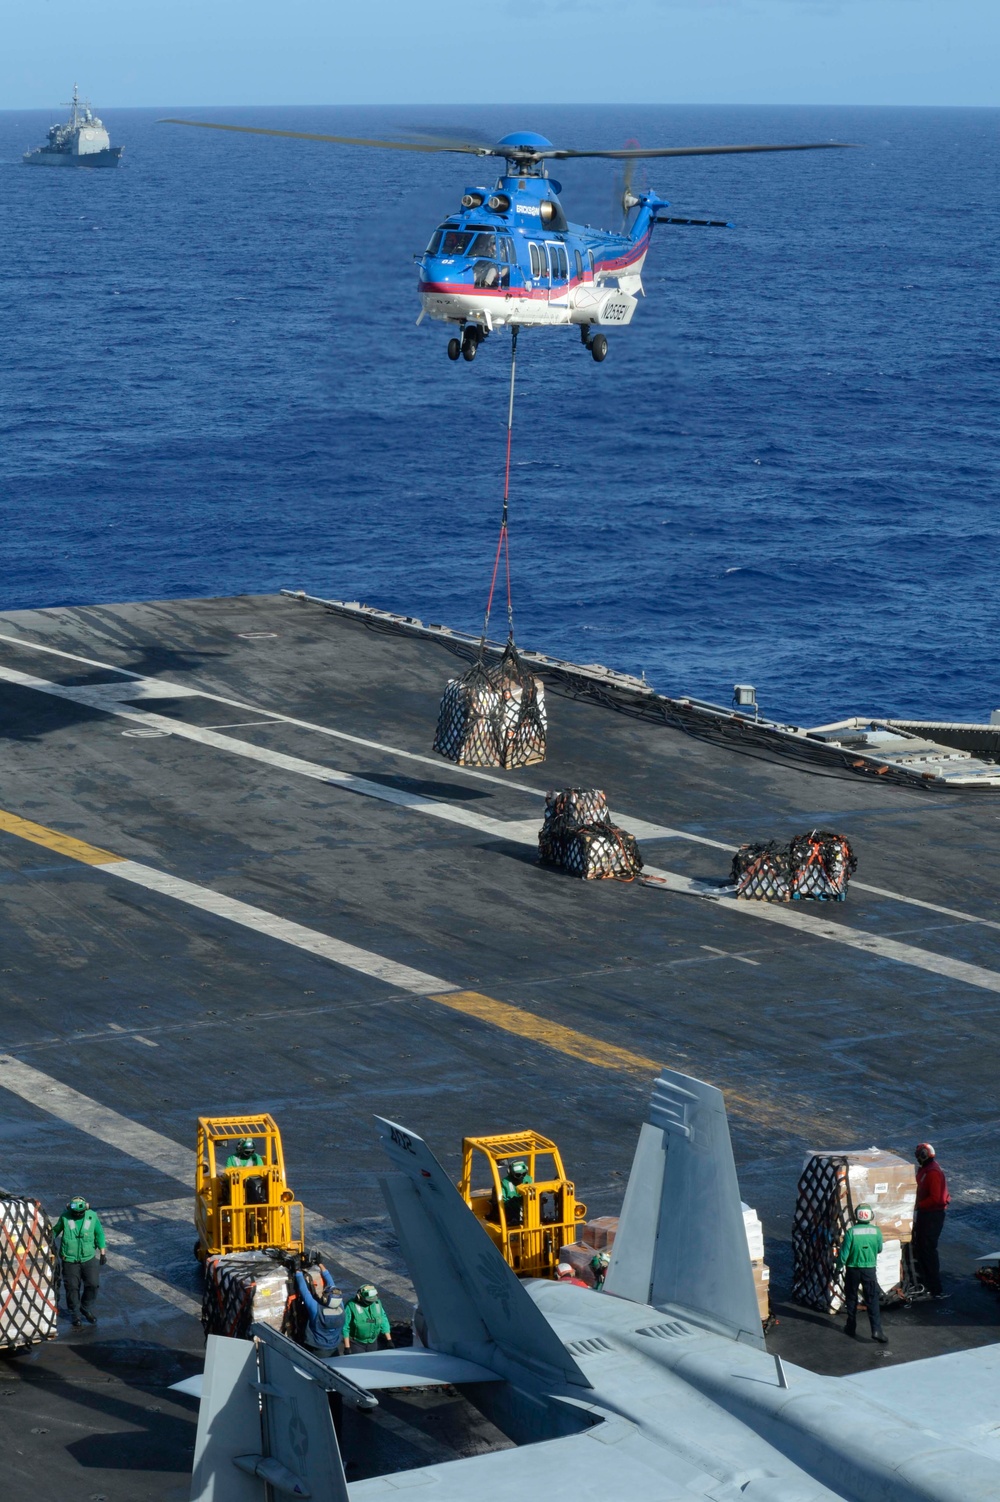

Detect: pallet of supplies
[538,788,643,882]
[434,641,546,769]
[581,1215,619,1251]
[0,1198,58,1351]
[792,1148,916,1312]
[732,830,856,903]
[742,1202,765,1262]
[557,1242,598,1286]
[752,1259,771,1322]
[202,1251,293,1340]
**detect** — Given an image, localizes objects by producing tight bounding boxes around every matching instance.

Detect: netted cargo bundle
[434,642,546,769]
[733,830,857,902]
[0,1198,58,1350]
[788,830,857,901]
[731,842,791,901]
[793,1149,914,1312]
[202,1252,293,1341]
[538,787,643,882]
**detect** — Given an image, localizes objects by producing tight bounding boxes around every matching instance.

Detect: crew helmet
[509,1159,529,1179]
[239,1138,256,1154]
[855,1204,875,1223]
[915,1142,935,1165]
[68,1197,88,1213]
[321,1286,344,1310]
[356,1284,379,1306]
[556,1263,574,1280]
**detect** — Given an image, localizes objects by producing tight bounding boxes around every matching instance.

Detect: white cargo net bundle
[0,1198,59,1350]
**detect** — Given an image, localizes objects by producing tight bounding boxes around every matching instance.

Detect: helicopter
[163,120,852,362]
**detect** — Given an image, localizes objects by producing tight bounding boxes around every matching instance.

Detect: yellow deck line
[430,991,663,1078]
[0,810,123,867]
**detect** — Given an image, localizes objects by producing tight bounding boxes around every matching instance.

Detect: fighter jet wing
[842,1344,1000,1461]
[323,1348,500,1389]
[349,1417,687,1500]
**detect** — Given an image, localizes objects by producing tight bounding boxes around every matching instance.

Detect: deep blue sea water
[1,104,997,724]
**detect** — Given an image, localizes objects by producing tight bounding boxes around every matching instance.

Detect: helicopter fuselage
[417,172,654,338]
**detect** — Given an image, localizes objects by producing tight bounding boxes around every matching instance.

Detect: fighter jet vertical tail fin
[604,1069,764,1348]
[375,1116,590,1387]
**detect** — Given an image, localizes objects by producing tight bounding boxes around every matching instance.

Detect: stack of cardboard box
[743,1202,770,1321]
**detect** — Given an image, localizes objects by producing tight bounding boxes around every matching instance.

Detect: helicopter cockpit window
[468,233,497,258]
[426,231,443,255]
[440,231,473,256]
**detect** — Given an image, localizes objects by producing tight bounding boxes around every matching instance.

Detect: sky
[3,0,998,109]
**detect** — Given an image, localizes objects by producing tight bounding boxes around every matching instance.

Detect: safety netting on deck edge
[732,830,857,902]
[434,641,547,769]
[0,1198,58,1349]
[538,788,643,882]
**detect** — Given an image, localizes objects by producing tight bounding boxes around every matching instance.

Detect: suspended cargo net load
[202,1251,293,1341]
[0,1198,58,1351]
[538,787,643,881]
[792,1149,916,1313]
[433,327,548,770]
[434,641,547,768]
[732,830,857,902]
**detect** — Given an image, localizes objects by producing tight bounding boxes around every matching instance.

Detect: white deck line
[4,659,1000,984]
[0,1055,414,1301]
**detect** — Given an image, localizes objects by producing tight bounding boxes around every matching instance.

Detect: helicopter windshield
[440,230,473,256]
[468,233,497,258]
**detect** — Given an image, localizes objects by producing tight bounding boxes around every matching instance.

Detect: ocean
[1,103,997,725]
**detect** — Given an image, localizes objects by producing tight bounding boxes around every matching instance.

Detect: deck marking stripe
[0,809,122,866]
[0,1057,416,1299]
[106,860,458,995]
[6,804,1000,1021]
[428,992,662,1078]
[642,865,1000,994]
[6,652,1000,927]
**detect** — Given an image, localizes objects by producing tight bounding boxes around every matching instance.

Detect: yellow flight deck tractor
[459,1131,586,1278]
[194,1114,304,1262]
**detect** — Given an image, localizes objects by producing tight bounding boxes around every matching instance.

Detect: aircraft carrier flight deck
[2,590,999,1499]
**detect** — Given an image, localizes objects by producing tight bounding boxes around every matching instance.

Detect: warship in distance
[22,84,122,167]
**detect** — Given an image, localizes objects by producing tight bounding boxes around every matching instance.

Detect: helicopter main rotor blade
[546,141,856,160]
[158,119,489,153]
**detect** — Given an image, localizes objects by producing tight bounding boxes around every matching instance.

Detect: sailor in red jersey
[913,1143,950,1299]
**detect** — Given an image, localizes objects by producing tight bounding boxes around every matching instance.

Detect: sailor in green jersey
[500,1159,533,1228]
[52,1197,107,1327]
[342,1284,393,1354]
[225,1137,264,1168]
[839,1203,888,1343]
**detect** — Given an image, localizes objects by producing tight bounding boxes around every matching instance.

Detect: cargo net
[732,830,857,902]
[434,641,547,769]
[538,788,643,882]
[0,1198,59,1350]
[791,1155,854,1312]
[202,1252,294,1342]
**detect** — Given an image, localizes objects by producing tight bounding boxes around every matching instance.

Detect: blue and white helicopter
[164,120,850,362]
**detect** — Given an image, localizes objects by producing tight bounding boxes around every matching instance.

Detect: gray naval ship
[2,589,1000,1498]
[22,84,122,167]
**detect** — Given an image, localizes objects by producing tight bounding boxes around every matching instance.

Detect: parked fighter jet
[189,1071,1000,1500]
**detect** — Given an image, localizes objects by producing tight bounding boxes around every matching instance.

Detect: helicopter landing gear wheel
[590,333,608,363]
[462,327,479,361]
[447,337,461,361]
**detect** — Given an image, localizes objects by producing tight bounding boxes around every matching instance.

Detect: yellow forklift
[459,1131,586,1278]
[194,1114,304,1262]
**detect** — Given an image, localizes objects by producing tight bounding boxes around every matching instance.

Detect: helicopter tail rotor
[614,142,647,232]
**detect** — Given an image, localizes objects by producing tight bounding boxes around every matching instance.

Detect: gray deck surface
[1,592,998,1499]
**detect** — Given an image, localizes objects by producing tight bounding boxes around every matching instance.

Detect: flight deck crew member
[839,1204,888,1343]
[294,1264,345,1355]
[500,1160,533,1228]
[226,1138,264,1169]
[590,1251,610,1291]
[913,1143,950,1299]
[52,1198,107,1327]
[343,1284,393,1355]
